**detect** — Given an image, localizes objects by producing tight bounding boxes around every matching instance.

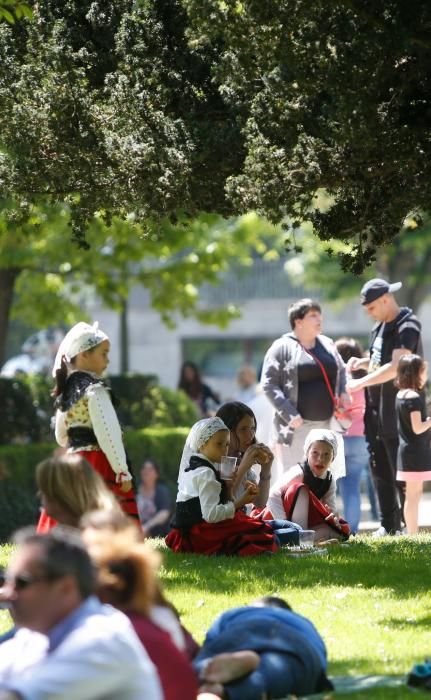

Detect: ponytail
[52,355,69,397]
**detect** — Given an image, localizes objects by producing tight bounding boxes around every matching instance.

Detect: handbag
[299,343,352,434]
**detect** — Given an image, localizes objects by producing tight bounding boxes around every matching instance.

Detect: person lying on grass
[166,417,301,557]
[195,595,333,700]
[254,429,350,542]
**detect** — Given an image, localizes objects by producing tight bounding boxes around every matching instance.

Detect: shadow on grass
[157,538,431,599]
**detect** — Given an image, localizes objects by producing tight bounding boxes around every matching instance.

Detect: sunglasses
[1,572,52,591]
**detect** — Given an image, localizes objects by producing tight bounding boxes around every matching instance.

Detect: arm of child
[196,471,235,523]
[323,478,337,514]
[87,384,133,486]
[54,411,68,447]
[410,410,431,435]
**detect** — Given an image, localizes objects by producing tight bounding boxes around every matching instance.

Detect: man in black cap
[347,278,423,537]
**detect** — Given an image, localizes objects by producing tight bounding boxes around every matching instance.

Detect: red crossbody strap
[299,344,337,408]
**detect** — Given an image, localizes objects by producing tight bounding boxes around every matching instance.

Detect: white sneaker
[371,526,390,538]
[372,526,403,538]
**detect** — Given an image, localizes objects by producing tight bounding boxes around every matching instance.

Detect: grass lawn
[1,535,430,698]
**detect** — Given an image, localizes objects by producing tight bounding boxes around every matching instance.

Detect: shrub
[0,378,42,445]
[5,373,198,442]
[130,385,199,429]
[0,427,188,542]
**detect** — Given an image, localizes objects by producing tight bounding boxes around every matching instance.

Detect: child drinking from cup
[396,354,431,534]
[166,417,297,556]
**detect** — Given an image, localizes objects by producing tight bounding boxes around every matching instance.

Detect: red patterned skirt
[165,509,279,557]
[37,449,140,533]
[254,483,350,539]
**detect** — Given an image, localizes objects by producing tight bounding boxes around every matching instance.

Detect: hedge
[0,426,188,542]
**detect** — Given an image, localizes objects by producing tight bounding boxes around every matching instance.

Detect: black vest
[301,460,332,500]
[171,456,229,530]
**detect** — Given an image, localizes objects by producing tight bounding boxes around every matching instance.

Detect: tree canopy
[1,1,430,271]
[0,201,281,366]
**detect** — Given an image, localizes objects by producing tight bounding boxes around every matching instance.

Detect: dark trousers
[365,407,403,533]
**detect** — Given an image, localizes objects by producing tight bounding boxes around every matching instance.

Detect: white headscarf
[52,322,109,376]
[303,428,346,480]
[178,417,228,481]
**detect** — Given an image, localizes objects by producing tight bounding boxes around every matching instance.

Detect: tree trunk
[119,298,129,374]
[0,268,20,369]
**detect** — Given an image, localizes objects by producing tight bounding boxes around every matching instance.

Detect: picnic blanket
[281,674,405,698]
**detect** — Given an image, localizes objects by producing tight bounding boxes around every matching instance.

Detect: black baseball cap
[360,278,402,305]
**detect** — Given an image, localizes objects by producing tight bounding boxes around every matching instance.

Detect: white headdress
[52,322,109,376]
[178,417,228,481]
[303,428,346,480]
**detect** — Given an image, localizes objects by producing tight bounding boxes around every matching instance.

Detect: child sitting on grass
[166,417,300,556]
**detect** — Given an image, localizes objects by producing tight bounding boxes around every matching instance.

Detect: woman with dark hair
[216,401,273,510]
[178,361,220,417]
[137,459,172,538]
[261,298,348,472]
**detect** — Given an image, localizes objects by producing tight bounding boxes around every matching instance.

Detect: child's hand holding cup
[220,455,237,481]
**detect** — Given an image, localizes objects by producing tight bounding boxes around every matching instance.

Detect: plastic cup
[299,530,315,549]
[219,456,237,480]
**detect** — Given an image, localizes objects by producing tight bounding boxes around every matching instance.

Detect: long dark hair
[396,354,426,391]
[178,361,203,398]
[335,337,367,379]
[216,401,257,454]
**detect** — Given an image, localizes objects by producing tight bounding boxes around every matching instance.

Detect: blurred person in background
[178,361,221,417]
[234,365,258,404]
[335,338,375,534]
[137,458,172,538]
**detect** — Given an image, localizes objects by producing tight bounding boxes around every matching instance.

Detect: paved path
[348,491,431,533]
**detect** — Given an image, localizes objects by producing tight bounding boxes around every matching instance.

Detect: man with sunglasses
[0,527,162,700]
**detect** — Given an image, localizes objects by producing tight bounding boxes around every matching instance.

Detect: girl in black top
[396,354,431,534]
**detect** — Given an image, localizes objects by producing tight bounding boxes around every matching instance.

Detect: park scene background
[1,1,431,697]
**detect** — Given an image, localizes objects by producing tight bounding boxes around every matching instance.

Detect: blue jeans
[266,519,302,546]
[338,436,369,533]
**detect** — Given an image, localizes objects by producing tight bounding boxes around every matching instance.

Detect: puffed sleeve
[54,411,68,447]
[193,469,235,523]
[324,477,337,513]
[267,465,303,519]
[87,384,132,482]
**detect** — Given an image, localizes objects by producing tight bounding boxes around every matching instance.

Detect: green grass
[1,536,430,698]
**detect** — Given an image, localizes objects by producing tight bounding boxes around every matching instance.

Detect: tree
[0,201,281,366]
[0,0,241,239]
[285,216,431,310]
[2,1,430,276]
[0,1,31,23]
[182,0,431,271]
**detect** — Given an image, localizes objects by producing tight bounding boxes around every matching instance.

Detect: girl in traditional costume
[166,417,299,556]
[37,322,139,531]
[254,429,350,542]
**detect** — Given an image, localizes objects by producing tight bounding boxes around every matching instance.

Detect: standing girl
[396,354,431,534]
[166,417,281,556]
[38,322,139,531]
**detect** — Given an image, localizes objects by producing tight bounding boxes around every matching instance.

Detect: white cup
[299,530,315,549]
[219,456,237,480]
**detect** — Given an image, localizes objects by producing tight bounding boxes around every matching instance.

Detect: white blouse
[55,383,132,482]
[176,461,235,523]
[267,464,337,519]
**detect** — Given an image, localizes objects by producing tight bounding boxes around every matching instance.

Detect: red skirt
[165,510,279,557]
[37,449,140,532]
[254,483,350,539]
